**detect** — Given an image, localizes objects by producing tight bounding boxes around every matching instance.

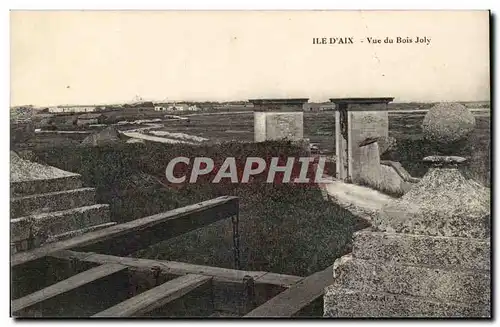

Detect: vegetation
[14,107,490,275]
[31,141,366,276]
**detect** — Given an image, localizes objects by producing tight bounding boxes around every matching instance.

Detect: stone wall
[253,112,267,142]
[254,112,304,142]
[355,141,418,196]
[349,110,389,184]
[10,153,115,253]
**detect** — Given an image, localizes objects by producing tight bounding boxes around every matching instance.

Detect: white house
[48,105,96,113]
[167,103,201,111]
[154,106,167,111]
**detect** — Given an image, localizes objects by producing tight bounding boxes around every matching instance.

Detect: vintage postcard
[10,10,490,318]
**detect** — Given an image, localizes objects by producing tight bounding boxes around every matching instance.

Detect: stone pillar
[330,98,393,182]
[250,98,308,142]
[324,103,490,318]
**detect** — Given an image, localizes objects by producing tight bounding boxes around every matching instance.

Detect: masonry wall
[254,112,267,142]
[355,142,416,196]
[349,110,389,183]
[254,112,304,142]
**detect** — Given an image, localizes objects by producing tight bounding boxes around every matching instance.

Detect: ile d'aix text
[313,36,431,45]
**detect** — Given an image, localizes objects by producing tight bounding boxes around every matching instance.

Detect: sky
[10,10,490,107]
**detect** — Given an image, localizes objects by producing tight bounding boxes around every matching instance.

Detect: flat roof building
[48,105,96,113]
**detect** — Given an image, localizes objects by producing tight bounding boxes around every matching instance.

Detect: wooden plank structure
[11,196,331,317]
[11,196,240,266]
[92,274,213,317]
[244,265,334,317]
[12,264,127,313]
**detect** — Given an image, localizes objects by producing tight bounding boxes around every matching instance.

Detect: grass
[136,183,367,276]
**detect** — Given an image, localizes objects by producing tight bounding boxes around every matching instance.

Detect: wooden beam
[50,250,303,287]
[92,274,212,317]
[244,265,334,317]
[11,196,238,266]
[254,272,304,288]
[12,263,126,313]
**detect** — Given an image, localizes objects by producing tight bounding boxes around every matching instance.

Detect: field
[14,108,491,186]
[148,110,491,183]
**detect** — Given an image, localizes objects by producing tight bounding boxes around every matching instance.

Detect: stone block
[354,141,382,186]
[352,230,490,271]
[373,167,491,239]
[350,145,418,195]
[250,99,308,112]
[347,102,390,111]
[11,204,111,243]
[349,111,389,144]
[378,164,415,195]
[11,187,96,218]
[324,287,490,318]
[337,110,389,183]
[46,221,117,243]
[254,112,303,142]
[332,255,490,305]
[11,157,83,196]
[254,111,267,142]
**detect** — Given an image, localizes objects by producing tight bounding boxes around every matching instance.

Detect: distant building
[168,103,189,111]
[154,106,167,111]
[320,103,336,111]
[77,113,105,126]
[48,105,96,113]
[167,103,200,111]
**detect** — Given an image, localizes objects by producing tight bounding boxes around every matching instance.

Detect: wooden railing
[11,196,331,317]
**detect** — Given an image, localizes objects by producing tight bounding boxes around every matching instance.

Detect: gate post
[250,98,308,142]
[330,97,394,182]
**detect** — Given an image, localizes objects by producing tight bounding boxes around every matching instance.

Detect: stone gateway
[323,103,491,318]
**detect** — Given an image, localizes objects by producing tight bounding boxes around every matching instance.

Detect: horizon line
[11,98,491,109]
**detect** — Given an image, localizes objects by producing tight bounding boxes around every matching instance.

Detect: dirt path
[319,176,394,222]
